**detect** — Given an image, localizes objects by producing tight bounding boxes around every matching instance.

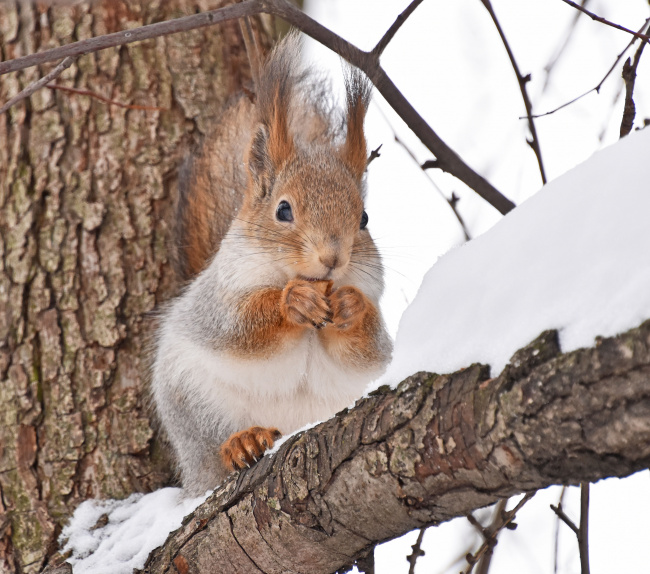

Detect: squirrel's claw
[220,426,282,472]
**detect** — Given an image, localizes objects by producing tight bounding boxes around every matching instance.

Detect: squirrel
[151,32,392,496]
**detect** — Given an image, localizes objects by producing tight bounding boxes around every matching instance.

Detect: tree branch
[467,495,533,574]
[479,0,547,184]
[372,0,426,57]
[406,527,427,574]
[0,1,263,75]
[0,0,515,215]
[559,0,650,43]
[579,482,591,574]
[527,17,650,120]
[620,30,648,137]
[0,56,75,115]
[137,320,650,574]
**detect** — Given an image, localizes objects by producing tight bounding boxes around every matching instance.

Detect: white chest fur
[162,328,377,436]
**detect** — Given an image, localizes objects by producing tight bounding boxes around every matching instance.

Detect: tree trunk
[141,321,650,574]
[0,2,273,571]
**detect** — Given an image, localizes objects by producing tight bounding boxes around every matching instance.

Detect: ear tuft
[254,32,300,172]
[248,125,275,197]
[340,67,372,181]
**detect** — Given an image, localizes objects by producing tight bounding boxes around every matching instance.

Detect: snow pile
[60,488,208,574]
[380,127,650,386]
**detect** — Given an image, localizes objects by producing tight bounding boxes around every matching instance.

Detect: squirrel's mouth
[298,274,330,282]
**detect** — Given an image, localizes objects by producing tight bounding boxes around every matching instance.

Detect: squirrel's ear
[248,88,296,198]
[340,68,371,181]
[248,125,275,197]
[265,84,296,168]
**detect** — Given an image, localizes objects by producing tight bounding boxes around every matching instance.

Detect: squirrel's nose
[319,253,339,270]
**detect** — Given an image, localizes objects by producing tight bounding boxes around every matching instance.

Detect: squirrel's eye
[276,200,293,222]
[360,210,369,230]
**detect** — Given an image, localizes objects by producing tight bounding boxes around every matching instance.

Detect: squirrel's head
[238,62,378,285]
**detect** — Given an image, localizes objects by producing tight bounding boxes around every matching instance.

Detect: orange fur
[220,426,282,470]
[319,286,385,367]
[340,69,371,180]
[267,87,295,168]
[341,93,368,180]
[227,279,334,358]
[186,179,214,277]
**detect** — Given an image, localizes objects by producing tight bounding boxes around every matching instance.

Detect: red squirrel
[152,32,392,495]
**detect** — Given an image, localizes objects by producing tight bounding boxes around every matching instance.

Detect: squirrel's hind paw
[220,426,282,471]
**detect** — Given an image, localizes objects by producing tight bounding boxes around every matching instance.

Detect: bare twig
[372,0,425,57]
[0,1,263,76]
[553,486,567,574]
[479,0,546,184]
[527,17,650,119]
[367,144,382,167]
[559,0,650,43]
[550,501,579,535]
[406,527,427,574]
[578,482,591,574]
[0,56,75,115]
[47,84,166,111]
[0,0,516,215]
[549,483,591,573]
[620,30,648,137]
[475,499,508,574]
[463,493,535,574]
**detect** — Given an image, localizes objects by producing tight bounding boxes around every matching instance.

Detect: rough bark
[0,2,273,572]
[140,321,650,574]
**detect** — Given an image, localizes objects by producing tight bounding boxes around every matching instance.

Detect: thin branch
[366,144,382,167]
[479,0,546,184]
[620,27,648,137]
[527,17,650,119]
[475,499,508,574]
[553,486,567,574]
[463,494,535,574]
[578,482,591,574]
[0,0,516,215]
[549,502,579,535]
[0,1,263,76]
[559,0,650,43]
[0,56,75,115]
[406,527,427,574]
[47,84,166,111]
[372,0,425,57]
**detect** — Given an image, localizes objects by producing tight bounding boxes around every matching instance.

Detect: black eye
[276,200,293,222]
[360,210,368,230]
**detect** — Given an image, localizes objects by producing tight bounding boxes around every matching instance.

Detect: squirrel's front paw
[220,426,282,471]
[282,279,333,328]
[328,286,367,330]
